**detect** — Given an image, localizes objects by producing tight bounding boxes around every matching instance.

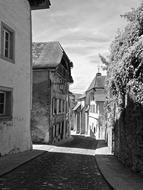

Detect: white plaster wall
[0,0,32,155]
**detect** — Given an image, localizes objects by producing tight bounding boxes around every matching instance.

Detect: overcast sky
[32,0,140,94]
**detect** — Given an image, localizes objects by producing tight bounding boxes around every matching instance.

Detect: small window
[93,105,95,113]
[62,100,65,113]
[52,98,57,115]
[0,88,12,118]
[90,105,92,113]
[53,125,55,138]
[96,103,99,113]
[1,22,15,62]
[59,99,61,113]
[0,92,6,115]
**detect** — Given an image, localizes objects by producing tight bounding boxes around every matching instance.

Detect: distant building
[32,42,73,144]
[85,72,106,139]
[0,0,50,156]
[68,92,76,130]
[73,94,86,134]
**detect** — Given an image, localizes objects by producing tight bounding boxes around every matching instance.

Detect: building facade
[0,0,50,156]
[73,94,86,134]
[85,72,106,139]
[68,91,76,131]
[32,42,73,144]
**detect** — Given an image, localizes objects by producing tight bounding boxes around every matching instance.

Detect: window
[93,105,95,113]
[90,105,95,113]
[96,103,99,113]
[0,88,12,117]
[59,99,61,113]
[62,100,65,113]
[53,125,55,138]
[52,98,57,114]
[0,92,5,115]
[1,22,15,62]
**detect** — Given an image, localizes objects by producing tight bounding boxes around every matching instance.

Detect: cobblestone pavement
[0,135,112,190]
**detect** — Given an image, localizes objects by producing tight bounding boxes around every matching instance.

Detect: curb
[0,150,46,177]
[94,155,115,190]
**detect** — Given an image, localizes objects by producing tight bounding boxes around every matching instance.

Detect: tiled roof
[32,42,47,65]
[86,73,106,92]
[32,42,68,69]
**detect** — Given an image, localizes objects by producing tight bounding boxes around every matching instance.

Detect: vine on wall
[101,2,143,174]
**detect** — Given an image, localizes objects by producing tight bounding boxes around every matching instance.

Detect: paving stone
[0,135,111,190]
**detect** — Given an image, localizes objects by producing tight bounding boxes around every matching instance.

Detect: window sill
[1,55,15,64]
[0,115,12,121]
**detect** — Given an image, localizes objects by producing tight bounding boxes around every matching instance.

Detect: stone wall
[113,91,143,175]
[32,70,51,143]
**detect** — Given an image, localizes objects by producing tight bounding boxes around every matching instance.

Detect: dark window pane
[5,91,12,116]
[0,93,4,103]
[0,104,4,114]
[5,40,9,49]
[10,33,14,59]
[5,49,9,57]
[5,32,9,40]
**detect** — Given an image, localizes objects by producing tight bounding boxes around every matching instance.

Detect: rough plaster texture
[0,0,32,156]
[32,70,71,145]
[32,70,50,143]
[50,71,70,144]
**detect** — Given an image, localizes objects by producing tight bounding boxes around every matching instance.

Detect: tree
[105,2,143,174]
[98,53,109,71]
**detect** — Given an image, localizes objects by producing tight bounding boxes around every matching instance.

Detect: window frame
[0,91,6,115]
[1,22,15,63]
[52,98,57,115]
[0,86,13,119]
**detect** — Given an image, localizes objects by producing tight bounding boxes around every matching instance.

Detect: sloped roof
[33,42,66,69]
[86,73,106,92]
[74,93,82,100]
[73,103,81,111]
[78,94,86,100]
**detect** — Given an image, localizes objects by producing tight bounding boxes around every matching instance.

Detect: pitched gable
[86,73,106,92]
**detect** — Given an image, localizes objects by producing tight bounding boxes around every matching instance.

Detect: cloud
[58,30,110,43]
[32,0,139,93]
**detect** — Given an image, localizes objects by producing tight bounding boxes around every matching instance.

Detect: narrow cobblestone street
[0,136,112,190]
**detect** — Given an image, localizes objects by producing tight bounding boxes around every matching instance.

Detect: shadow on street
[0,135,112,190]
[57,135,98,150]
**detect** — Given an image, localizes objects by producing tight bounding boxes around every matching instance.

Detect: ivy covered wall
[104,2,143,175]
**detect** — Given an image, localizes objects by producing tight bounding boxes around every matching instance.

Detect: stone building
[0,0,50,156]
[85,72,106,139]
[32,42,73,144]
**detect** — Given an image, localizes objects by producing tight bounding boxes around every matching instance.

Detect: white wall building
[86,72,106,139]
[0,0,50,156]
